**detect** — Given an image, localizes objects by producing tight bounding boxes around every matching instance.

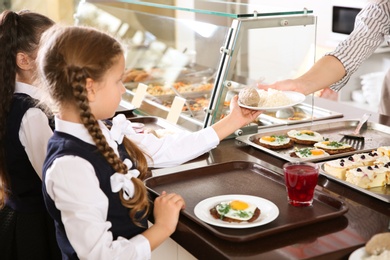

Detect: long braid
[68,65,149,224]
[0,10,53,208]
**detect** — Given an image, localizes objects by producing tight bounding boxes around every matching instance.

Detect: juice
[283,163,319,207]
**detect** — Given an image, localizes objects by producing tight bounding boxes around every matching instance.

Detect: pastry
[365,232,390,258]
[345,164,389,188]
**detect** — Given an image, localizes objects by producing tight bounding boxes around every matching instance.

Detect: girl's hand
[152,191,186,236]
[229,95,262,126]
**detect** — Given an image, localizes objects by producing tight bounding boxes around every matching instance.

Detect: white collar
[14,81,43,100]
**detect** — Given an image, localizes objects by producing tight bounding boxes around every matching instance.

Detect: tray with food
[236,120,390,163]
[319,146,390,203]
[145,161,348,242]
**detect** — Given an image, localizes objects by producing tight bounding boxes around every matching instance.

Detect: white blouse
[15,82,53,179]
[327,0,390,91]
[45,116,220,259]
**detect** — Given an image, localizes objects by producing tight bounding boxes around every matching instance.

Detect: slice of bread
[314,141,355,155]
[254,137,294,150]
[287,130,323,145]
[209,206,261,223]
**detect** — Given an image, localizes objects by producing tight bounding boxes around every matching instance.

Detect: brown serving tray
[236,120,390,162]
[145,161,348,242]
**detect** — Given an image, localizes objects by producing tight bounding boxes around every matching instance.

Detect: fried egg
[215,200,257,221]
[259,135,290,146]
[294,147,329,158]
[287,130,323,142]
[314,140,352,150]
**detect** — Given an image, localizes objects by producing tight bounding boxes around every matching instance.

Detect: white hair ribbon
[110,114,136,144]
[110,159,140,200]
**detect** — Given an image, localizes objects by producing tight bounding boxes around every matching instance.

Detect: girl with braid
[0,10,61,259]
[37,25,261,260]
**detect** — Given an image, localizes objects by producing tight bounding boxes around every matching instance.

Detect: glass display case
[75,0,317,134]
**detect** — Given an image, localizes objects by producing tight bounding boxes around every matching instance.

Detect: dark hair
[0,10,54,208]
[38,25,150,224]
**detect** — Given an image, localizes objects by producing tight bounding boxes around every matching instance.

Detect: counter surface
[150,97,390,260]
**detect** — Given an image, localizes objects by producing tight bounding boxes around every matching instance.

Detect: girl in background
[0,10,61,259]
[37,25,261,259]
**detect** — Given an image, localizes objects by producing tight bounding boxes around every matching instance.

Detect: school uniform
[43,116,220,259]
[0,83,60,260]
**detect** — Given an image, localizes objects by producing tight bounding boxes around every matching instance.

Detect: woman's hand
[257,79,302,93]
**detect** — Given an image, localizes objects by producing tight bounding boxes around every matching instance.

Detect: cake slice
[350,151,381,166]
[377,146,390,157]
[323,157,364,180]
[345,164,389,188]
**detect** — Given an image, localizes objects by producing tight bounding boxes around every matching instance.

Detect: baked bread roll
[365,232,390,256]
[238,87,260,107]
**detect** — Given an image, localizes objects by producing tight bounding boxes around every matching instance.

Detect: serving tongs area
[339,113,371,149]
[167,84,196,118]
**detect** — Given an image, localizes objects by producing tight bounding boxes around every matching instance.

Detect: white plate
[194,194,279,229]
[349,247,368,260]
[238,91,306,111]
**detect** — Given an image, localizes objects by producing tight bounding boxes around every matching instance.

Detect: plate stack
[359,72,386,107]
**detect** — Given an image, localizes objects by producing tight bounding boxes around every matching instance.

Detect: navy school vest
[42,131,148,259]
[5,93,52,212]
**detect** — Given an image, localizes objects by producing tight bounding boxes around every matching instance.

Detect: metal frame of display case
[205,12,316,133]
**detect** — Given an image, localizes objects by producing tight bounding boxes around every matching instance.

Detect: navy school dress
[42,131,149,260]
[0,93,61,260]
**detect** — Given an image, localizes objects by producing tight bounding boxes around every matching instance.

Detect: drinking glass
[283,161,319,207]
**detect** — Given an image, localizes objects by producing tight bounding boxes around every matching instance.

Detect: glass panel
[207,15,317,129]
[76,1,230,130]
[86,0,313,18]
[76,1,317,133]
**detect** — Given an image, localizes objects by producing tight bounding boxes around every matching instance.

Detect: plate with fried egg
[194,194,279,228]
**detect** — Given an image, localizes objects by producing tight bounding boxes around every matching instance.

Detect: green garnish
[297,148,313,157]
[272,135,287,142]
[327,141,345,148]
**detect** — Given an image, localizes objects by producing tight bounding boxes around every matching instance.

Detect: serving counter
[148,97,389,260]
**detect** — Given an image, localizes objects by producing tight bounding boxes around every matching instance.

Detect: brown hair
[0,10,54,208]
[37,25,150,224]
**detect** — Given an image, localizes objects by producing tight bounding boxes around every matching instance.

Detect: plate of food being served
[237,87,306,111]
[194,194,279,229]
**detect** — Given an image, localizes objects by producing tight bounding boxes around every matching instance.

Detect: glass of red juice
[283,162,319,207]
